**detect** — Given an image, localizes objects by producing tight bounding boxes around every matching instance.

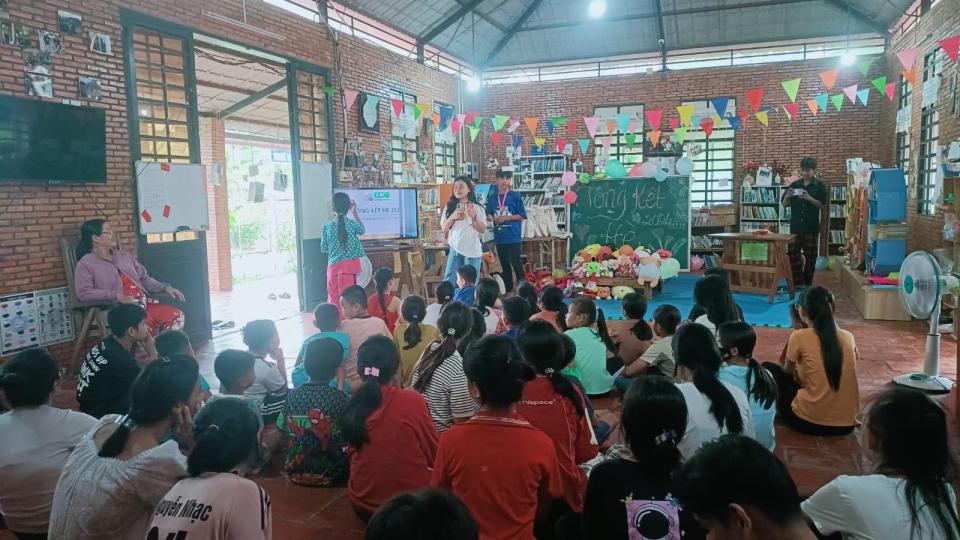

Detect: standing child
[432,335,563,539]
[564,298,616,396]
[155,329,212,401]
[718,322,778,451]
[615,304,681,392]
[394,295,439,387]
[453,265,478,306]
[476,276,506,335]
[341,336,439,521]
[321,192,366,312]
[368,267,401,333]
[338,285,391,389]
[606,293,653,367]
[242,320,289,425]
[278,338,350,487]
[485,169,528,293]
[529,285,567,334]
[424,281,454,327]
[499,296,531,340]
[292,303,350,389]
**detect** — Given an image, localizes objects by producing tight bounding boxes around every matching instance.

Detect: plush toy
[601,258,618,278]
[618,245,635,257]
[596,286,612,300]
[655,248,673,260]
[584,280,599,298]
[584,258,602,279]
[564,280,584,298]
[583,244,602,258]
[597,245,614,261]
[612,285,635,299]
[634,250,664,288]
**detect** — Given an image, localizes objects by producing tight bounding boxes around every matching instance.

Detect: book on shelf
[830,185,847,201]
[742,188,780,203]
[830,204,846,218]
[829,230,846,244]
[742,206,780,220]
[691,235,723,250]
[740,221,782,232]
[518,156,566,173]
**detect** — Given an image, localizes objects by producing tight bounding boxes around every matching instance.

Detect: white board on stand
[300,161,333,240]
[135,161,209,235]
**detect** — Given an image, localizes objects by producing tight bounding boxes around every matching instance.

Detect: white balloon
[640,161,657,177]
[676,156,694,175]
[357,256,373,287]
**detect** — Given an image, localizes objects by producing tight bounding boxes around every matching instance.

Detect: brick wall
[880,0,960,254]
[199,117,230,292]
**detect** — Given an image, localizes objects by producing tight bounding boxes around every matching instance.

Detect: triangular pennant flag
[578,139,590,155]
[645,109,663,130]
[648,130,662,148]
[546,120,555,135]
[699,117,714,137]
[712,114,723,127]
[901,66,917,86]
[711,97,730,118]
[343,89,359,112]
[583,116,599,138]
[728,116,741,131]
[676,104,695,127]
[814,93,829,112]
[469,126,479,142]
[600,136,612,149]
[416,102,431,117]
[557,138,568,153]
[856,88,870,106]
[856,58,874,77]
[473,116,484,128]
[524,117,539,135]
[628,117,639,134]
[842,84,858,104]
[322,86,336,98]
[628,163,643,176]
[818,69,838,90]
[432,112,440,126]
[551,116,569,127]
[390,98,404,119]
[885,82,896,101]
[567,120,576,137]
[456,113,466,124]
[744,88,764,112]
[830,94,844,112]
[615,114,632,134]
[465,111,478,126]
[507,119,521,133]
[605,119,617,134]
[534,136,546,147]
[451,119,462,133]
[871,76,887,94]
[755,111,769,126]
[690,115,701,131]
[413,106,423,121]
[783,102,799,120]
[668,116,680,130]
[781,77,801,102]
[805,98,819,116]
[492,115,510,131]
[940,35,960,63]
[674,127,687,145]
[625,133,637,148]
[896,47,919,70]
[737,109,749,124]
[492,132,502,146]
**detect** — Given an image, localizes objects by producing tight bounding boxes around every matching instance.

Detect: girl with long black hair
[475,276,505,335]
[529,285,568,333]
[692,274,743,337]
[424,281,455,327]
[517,320,599,514]
[672,323,753,460]
[368,267,401,332]
[763,286,860,436]
[606,292,653,367]
[320,192,366,311]
[718,321,778,451]
[803,387,960,539]
[341,336,438,521]
[565,298,617,396]
[393,295,439,387]
[441,175,486,286]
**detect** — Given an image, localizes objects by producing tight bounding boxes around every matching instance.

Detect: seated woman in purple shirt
[74,218,186,336]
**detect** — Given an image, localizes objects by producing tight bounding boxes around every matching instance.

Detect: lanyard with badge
[496,190,509,230]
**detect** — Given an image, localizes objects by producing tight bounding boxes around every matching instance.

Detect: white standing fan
[894,251,958,392]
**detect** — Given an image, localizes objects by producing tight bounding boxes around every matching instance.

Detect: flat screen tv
[0,96,107,183]
[334,188,419,240]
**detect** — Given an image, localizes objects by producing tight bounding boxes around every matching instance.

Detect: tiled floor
[2,270,956,539]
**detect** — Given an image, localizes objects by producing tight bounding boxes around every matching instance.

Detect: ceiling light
[466,77,481,92]
[588,0,606,18]
[841,51,856,66]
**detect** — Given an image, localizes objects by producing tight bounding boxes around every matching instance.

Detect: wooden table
[709,232,796,303]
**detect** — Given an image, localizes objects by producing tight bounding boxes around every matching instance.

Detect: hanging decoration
[805,98,819,116]
[674,126,687,145]
[901,65,917,86]
[654,170,668,182]
[600,136,612,150]
[606,119,617,134]
[856,88,870,106]
[469,126,480,142]
[607,159,627,178]
[940,35,960,62]
[562,171,578,186]
[578,172,591,184]
[322,86,336,98]
[625,133,637,148]
[578,139,590,155]
[648,130,662,148]
[451,119,462,133]
[813,93,829,112]
[744,87,764,112]
[728,116,741,131]
[640,161,657,177]
[615,114,632,134]
[508,119,521,133]
[546,120,555,135]
[896,47,919,70]
[583,116,600,137]
[492,115,510,131]
[870,76,887,94]
[885,82,896,101]
[668,116,680,130]
[563,191,578,205]
[781,77,801,102]
[830,94,845,112]
[390,98,404,118]
[344,89,359,112]
[534,136,546,147]
[783,102,799,120]
[566,120,576,137]
[645,109,663,130]
[557,138,568,153]
[491,132,502,146]
[676,104,695,128]
[856,58,874,77]
[711,97,730,118]
[818,69,838,90]
[675,157,694,175]
[699,117,714,137]
[524,117,539,134]
[512,134,522,147]
[755,111,769,126]
[842,84,858,104]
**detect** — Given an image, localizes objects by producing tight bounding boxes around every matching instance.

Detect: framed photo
[15,23,33,48]
[58,10,82,35]
[38,29,62,54]
[79,76,102,100]
[25,73,53,97]
[358,92,380,133]
[0,21,12,46]
[89,31,111,55]
[23,49,51,74]
[0,0,8,19]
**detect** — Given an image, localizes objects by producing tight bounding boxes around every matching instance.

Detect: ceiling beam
[654,0,667,71]
[218,78,289,119]
[196,80,289,104]
[823,0,890,35]
[454,0,508,32]
[481,0,545,67]
[417,0,487,45]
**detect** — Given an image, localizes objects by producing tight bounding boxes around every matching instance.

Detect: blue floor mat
[573,273,795,327]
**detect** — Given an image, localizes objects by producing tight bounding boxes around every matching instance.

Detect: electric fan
[894,251,958,392]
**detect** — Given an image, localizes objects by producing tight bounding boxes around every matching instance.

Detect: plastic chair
[61,236,111,374]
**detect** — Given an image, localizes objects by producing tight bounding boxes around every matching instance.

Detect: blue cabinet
[866,169,907,276]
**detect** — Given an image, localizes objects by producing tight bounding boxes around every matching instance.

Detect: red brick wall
[880,0,960,254]
[199,117,231,292]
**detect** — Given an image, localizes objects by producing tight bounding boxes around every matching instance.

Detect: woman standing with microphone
[441,175,486,286]
[321,192,366,313]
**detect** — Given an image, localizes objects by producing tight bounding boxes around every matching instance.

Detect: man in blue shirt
[485,169,527,293]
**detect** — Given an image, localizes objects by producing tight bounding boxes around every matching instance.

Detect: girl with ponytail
[431,336,563,540]
[147,398,272,540]
[529,285,568,333]
[423,281,454,327]
[368,267,401,332]
[606,292,654,368]
[393,295,439,387]
[320,192,366,313]
[564,298,617,396]
[718,321,778,451]
[410,302,477,432]
[517,320,599,513]
[763,285,860,436]
[341,336,438,521]
[49,355,201,540]
[672,323,754,460]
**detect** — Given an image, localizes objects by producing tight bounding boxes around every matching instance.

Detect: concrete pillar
[200,117,233,292]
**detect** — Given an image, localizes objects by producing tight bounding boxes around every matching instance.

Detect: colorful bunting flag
[645,109,663,130]
[615,114,632,134]
[885,82,896,101]
[551,116,569,127]
[413,106,422,120]
[456,113,466,124]
[567,120,576,137]
[896,47,919,70]
[783,102,799,120]
[674,127,687,145]
[416,102,431,117]
[508,119,521,133]
[856,88,870,106]
[806,98,819,116]
[546,120,555,135]
[676,104,695,128]
[625,133,637,148]
[699,117,714,137]
[818,69,838,90]
[728,116,741,131]
[737,109,749,125]
[711,97,730,118]
[557,139,568,153]
[628,117,639,134]
[814,93,829,112]
[600,136,612,149]
[469,126,480,142]
[322,86,336,98]
[668,116,680,130]
[432,112,441,126]
[492,115,510,131]
[940,35,960,63]
[711,114,723,127]
[472,116,484,128]
[830,94,844,112]
[871,76,887,94]
[534,137,546,147]
[578,139,590,155]
[842,85,858,104]
[606,119,617,134]
[902,66,918,86]
[856,58,874,77]
[343,89,359,112]
[492,132,502,146]
[744,88,764,112]
[512,135,522,148]
[755,111,769,126]
[451,119,462,133]
[524,117,539,135]
[690,115,701,131]
[648,130,662,148]
[583,116,599,138]
[390,98,404,118]
[781,77,801,102]
[465,111,478,126]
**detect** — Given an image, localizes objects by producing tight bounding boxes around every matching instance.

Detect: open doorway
[194,41,300,333]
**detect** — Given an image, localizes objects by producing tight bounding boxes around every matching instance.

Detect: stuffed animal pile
[563,244,682,298]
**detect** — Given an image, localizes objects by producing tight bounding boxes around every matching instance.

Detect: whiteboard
[135,161,209,234]
[300,161,333,240]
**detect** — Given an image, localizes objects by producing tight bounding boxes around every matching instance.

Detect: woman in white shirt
[803,387,960,539]
[441,176,486,286]
[672,323,754,460]
[49,355,203,540]
[0,349,96,539]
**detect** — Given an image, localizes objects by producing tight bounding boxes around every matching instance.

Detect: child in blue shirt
[293,302,350,389]
[453,264,478,306]
[485,170,527,293]
[717,321,778,450]
[499,296,531,341]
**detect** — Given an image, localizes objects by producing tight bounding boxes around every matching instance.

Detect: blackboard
[569,176,691,269]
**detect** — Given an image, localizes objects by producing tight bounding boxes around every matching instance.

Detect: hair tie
[117,415,137,431]
[543,368,556,376]
[447,327,456,336]
[160,356,172,363]
[206,424,220,433]
[364,366,381,377]
[654,429,677,446]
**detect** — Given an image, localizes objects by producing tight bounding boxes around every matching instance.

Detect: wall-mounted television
[0,96,107,183]
[334,188,419,240]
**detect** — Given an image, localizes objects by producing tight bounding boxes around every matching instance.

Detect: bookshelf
[828,183,848,256]
[739,184,790,234]
[515,155,569,231]
[691,205,736,268]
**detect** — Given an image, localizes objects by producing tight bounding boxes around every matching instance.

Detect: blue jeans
[443,248,482,287]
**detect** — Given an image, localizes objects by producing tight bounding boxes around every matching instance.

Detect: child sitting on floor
[368,267,401,333]
[476,277,506,335]
[615,304,681,392]
[394,295,439,387]
[499,296,531,340]
[278,337,350,487]
[517,282,541,315]
[155,329,212,401]
[453,265,478,306]
[242,320,289,425]
[529,285,567,333]
[564,298,617,396]
[718,321,778,451]
[606,292,653,368]
[293,303,350,389]
[338,285,391,389]
[424,281,454,327]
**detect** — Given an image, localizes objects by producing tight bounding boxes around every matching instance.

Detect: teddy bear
[634,250,664,288]
[596,286,612,300]
[612,285,635,299]
[584,280,599,298]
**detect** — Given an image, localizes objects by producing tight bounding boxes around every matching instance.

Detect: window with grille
[917,50,942,216]
[390,90,418,183]
[682,100,736,207]
[592,104,644,168]
[296,70,331,163]
[433,101,457,183]
[895,74,912,177]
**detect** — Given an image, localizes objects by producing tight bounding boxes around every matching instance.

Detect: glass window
[896,74,912,177]
[592,104,644,168]
[917,50,942,216]
[296,71,331,163]
[682,100,736,207]
[433,101,457,183]
[390,90,418,183]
